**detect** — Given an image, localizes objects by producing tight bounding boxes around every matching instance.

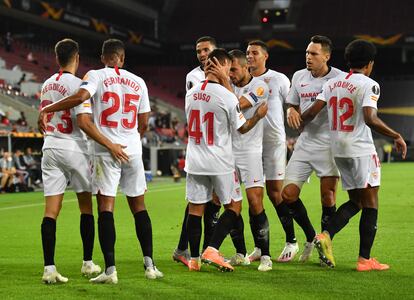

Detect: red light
[262,17,268,23]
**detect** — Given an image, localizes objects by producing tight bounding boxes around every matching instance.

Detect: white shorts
[92,154,147,197]
[285,147,339,186]
[42,148,91,196]
[186,171,242,205]
[263,142,286,180]
[235,152,264,189]
[334,154,381,191]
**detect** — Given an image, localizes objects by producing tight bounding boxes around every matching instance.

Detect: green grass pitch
[0,162,413,299]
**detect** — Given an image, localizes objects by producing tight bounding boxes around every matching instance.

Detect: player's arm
[300,99,326,127]
[38,88,91,133]
[238,102,268,134]
[363,107,407,159]
[137,112,149,137]
[77,113,129,162]
[286,104,301,129]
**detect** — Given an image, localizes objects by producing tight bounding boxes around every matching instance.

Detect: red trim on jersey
[114,65,121,75]
[345,70,353,80]
[201,80,208,90]
[55,70,63,81]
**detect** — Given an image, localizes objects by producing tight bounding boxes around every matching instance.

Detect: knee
[321,190,336,207]
[282,185,299,204]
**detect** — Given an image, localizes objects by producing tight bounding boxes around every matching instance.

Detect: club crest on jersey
[372,85,380,95]
[256,86,265,96]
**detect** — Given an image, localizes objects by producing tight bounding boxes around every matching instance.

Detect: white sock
[44,265,56,273]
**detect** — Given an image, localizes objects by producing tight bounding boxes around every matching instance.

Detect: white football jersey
[318,71,379,157]
[80,67,151,156]
[185,80,246,175]
[186,66,205,91]
[287,67,343,150]
[253,69,290,142]
[232,77,269,153]
[41,72,90,153]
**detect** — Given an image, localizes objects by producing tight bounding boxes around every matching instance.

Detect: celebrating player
[246,40,295,264]
[283,35,342,262]
[173,36,220,267]
[184,49,268,272]
[40,38,101,284]
[39,39,163,282]
[301,39,407,271]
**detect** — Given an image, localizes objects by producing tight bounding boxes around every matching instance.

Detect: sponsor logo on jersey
[80,81,88,86]
[370,96,378,102]
[300,83,309,87]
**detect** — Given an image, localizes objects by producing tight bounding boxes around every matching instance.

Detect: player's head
[54,38,79,70]
[206,48,232,77]
[196,36,217,68]
[246,40,269,72]
[306,35,333,73]
[344,39,376,76]
[229,49,249,87]
[101,39,125,67]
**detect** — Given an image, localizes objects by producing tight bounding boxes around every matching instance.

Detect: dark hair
[55,38,79,67]
[196,36,217,47]
[310,35,333,54]
[229,49,247,66]
[248,40,268,53]
[344,39,377,68]
[208,48,232,65]
[102,39,125,56]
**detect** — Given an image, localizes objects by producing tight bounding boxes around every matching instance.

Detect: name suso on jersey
[40,72,90,154]
[80,67,151,156]
[318,71,379,158]
[184,80,246,175]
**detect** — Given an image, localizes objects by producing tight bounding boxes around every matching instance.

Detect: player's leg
[356,154,388,271]
[202,196,221,251]
[76,191,101,276]
[70,152,101,276]
[186,173,210,270]
[40,149,68,284]
[320,177,338,231]
[90,155,119,284]
[201,173,240,272]
[173,204,190,266]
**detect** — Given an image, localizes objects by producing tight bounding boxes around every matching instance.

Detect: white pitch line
[0,185,184,212]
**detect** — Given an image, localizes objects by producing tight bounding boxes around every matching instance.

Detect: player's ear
[100,54,105,65]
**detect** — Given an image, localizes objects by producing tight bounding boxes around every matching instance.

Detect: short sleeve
[242,80,269,107]
[279,74,290,102]
[74,99,92,115]
[228,94,246,131]
[138,80,151,114]
[79,70,99,97]
[286,72,300,105]
[361,81,380,109]
[317,81,329,102]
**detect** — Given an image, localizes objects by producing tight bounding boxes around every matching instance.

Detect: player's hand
[38,109,48,134]
[205,57,228,83]
[109,144,129,163]
[287,107,302,130]
[394,135,407,159]
[255,102,268,119]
